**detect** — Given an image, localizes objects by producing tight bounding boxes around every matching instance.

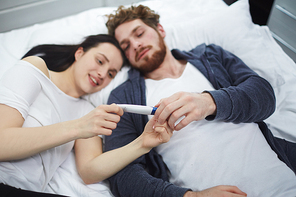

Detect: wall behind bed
[0,0,143,33]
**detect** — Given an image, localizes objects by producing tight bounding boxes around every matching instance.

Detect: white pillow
[161,0,296,142]
[0,0,227,78]
[164,0,284,87]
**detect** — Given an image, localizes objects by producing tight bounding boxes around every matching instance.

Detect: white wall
[0,0,142,33]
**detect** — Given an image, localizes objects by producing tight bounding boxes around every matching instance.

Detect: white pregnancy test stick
[117,104,157,115]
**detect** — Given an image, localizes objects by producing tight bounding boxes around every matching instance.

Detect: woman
[0,34,173,196]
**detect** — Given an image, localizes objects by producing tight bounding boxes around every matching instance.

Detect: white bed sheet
[1,0,296,196]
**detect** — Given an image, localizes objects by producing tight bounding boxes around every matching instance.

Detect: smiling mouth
[89,75,99,85]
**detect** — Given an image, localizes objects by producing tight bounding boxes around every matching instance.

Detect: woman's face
[74,42,123,96]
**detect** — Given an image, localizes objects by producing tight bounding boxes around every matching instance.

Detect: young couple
[0,4,295,197]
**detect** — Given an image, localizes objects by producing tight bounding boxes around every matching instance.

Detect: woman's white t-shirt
[0,60,94,192]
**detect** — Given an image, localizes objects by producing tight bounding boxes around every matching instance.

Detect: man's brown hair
[106,5,160,36]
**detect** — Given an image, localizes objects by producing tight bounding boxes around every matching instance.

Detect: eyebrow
[111,69,118,74]
[98,53,109,62]
[119,25,141,46]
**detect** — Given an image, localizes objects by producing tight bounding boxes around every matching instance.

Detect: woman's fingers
[142,116,174,149]
[100,103,124,116]
[154,120,174,143]
[153,126,172,143]
[78,104,124,138]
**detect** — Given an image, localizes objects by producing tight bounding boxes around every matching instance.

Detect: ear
[74,47,84,61]
[157,23,166,38]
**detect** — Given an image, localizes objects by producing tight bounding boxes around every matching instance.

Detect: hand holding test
[117,104,157,115]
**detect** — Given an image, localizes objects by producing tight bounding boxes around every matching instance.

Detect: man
[104,4,296,197]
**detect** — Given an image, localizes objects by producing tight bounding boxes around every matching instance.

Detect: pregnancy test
[117,104,157,115]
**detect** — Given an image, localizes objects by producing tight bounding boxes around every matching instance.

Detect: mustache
[135,45,152,62]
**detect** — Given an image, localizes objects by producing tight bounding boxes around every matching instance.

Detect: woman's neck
[49,68,82,98]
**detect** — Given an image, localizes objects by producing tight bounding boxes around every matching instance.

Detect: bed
[0,0,296,196]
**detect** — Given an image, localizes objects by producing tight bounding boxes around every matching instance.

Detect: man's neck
[144,52,187,80]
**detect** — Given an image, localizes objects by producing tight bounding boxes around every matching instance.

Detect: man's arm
[157,44,276,130]
[204,44,276,123]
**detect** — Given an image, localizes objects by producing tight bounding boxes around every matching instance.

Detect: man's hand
[154,92,216,130]
[184,185,247,197]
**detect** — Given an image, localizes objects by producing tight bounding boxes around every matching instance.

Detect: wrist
[61,120,80,141]
[201,92,217,116]
[131,134,152,155]
[184,191,198,197]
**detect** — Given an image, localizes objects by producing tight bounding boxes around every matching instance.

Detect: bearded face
[134,32,166,75]
[115,19,168,74]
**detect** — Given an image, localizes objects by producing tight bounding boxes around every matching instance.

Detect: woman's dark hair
[22,34,127,72]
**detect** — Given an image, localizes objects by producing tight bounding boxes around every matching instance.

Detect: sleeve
[203,44,276,123]
[0,60,42,119]
[105,87,190,197]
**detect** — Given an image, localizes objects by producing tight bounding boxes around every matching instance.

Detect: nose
[132,39,142,51]
[97,66,108,79]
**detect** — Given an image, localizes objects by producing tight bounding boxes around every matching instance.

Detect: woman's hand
[140,116,174,150]
[72,103,124,139]
[154,92,216,131]
[75,115,173,184]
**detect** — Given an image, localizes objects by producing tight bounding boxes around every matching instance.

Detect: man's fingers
[217,185,247,196]
[154,94,180,120]
[157,102,183,125]
[226,186,247,196]
[174,113,196,131]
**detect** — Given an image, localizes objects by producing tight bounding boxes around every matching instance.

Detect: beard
[135,33,166,75]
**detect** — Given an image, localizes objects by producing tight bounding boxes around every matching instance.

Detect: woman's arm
[0,104,78,161]
[0,57,78,161]
[0,103,125,161]
[75,116,173,184]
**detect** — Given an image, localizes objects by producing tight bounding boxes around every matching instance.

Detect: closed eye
[123,44,130,51]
